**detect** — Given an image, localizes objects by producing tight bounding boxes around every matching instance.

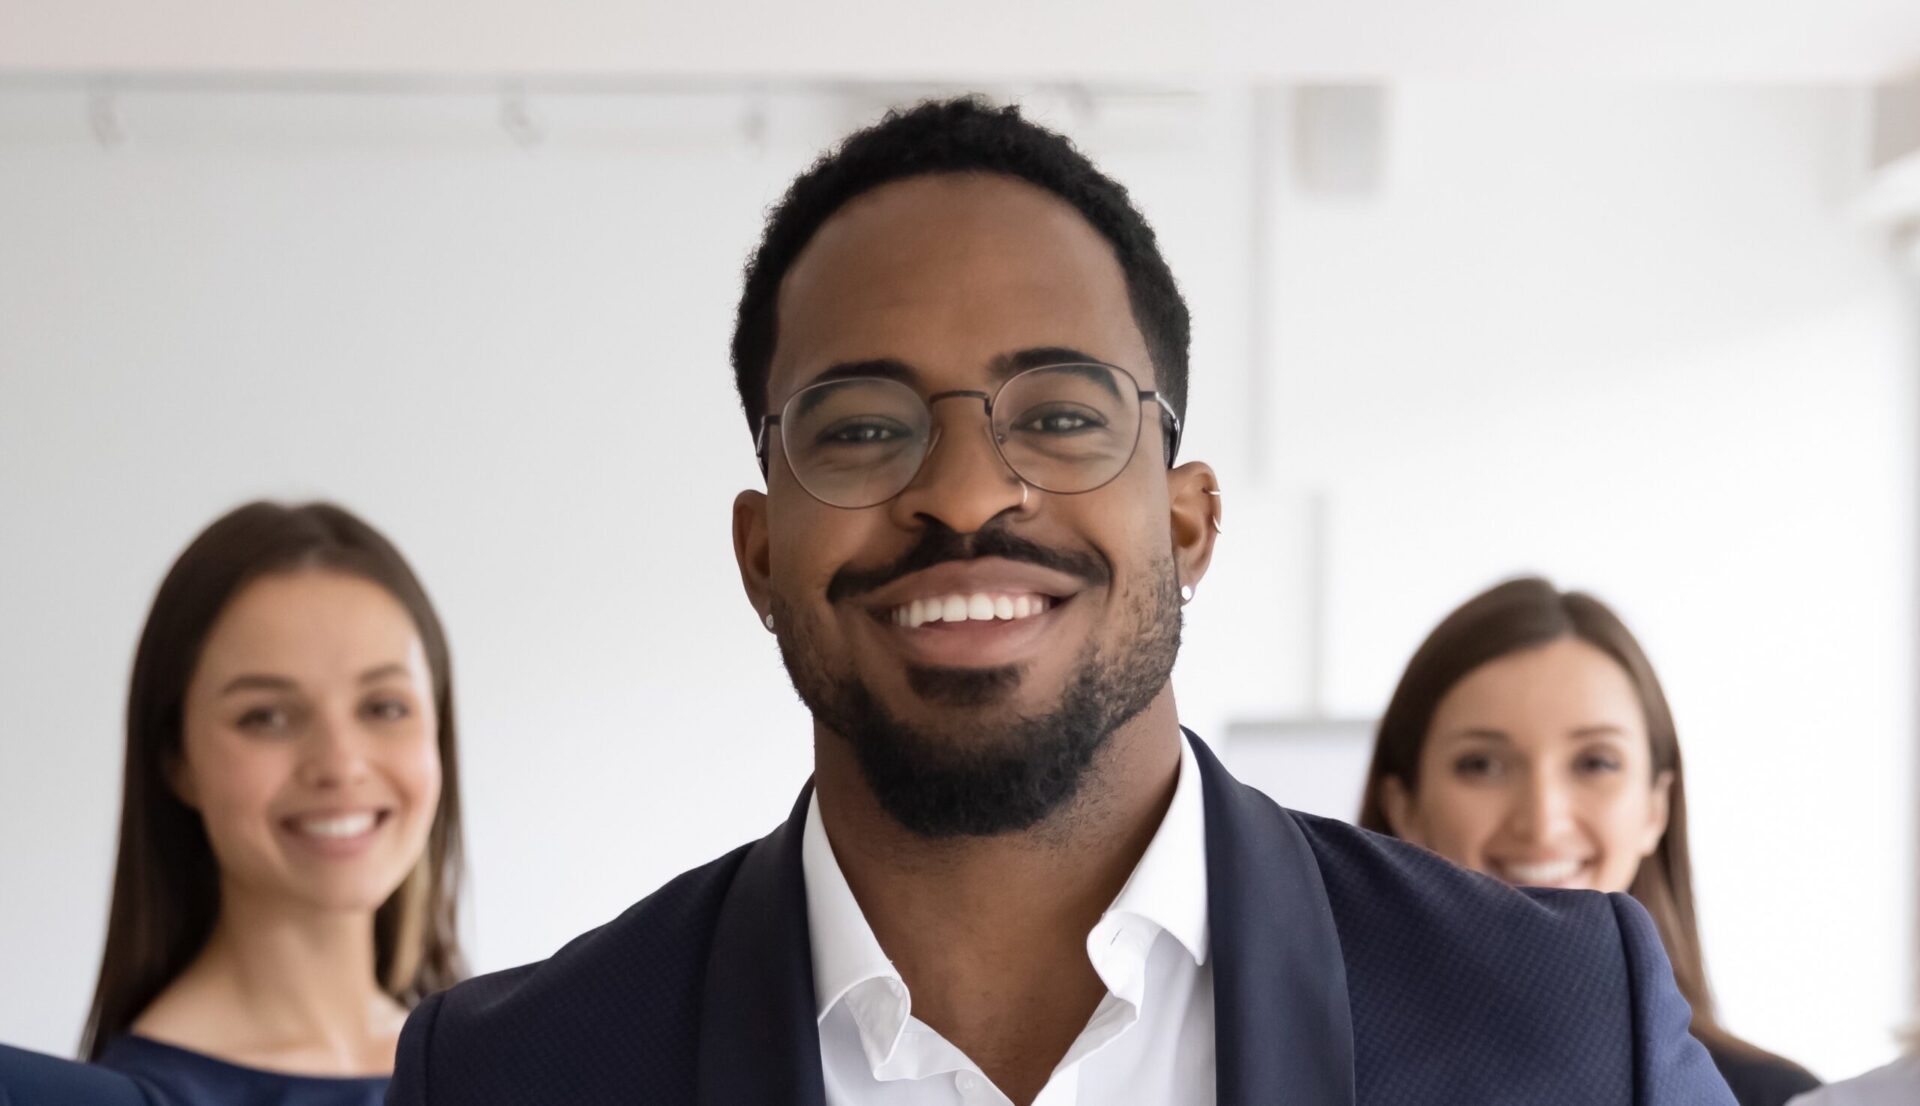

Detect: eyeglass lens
[778,364,1148,509]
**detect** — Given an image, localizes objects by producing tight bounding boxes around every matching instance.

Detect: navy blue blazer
[389,733,1736,1105]
[0,1044,153,1106]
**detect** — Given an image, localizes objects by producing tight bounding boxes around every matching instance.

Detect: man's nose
[887,407,1031,534]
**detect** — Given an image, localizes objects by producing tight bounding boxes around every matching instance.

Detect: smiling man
[385,99,1736,1106]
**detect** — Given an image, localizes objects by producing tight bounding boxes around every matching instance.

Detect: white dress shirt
[801,731,1215,1106]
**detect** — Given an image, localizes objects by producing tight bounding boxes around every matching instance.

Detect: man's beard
[772,550,1183,838]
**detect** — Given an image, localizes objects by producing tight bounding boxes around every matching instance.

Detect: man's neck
[811,688,1184,1105]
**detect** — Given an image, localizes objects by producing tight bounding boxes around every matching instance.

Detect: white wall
[6,0,1920,80]
[1199,83,1917,1078]
[0,81,1911,1081]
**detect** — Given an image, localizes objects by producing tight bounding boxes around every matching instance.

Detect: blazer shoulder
[1288,812,1733,1104]
[1291,811,1633,1093]
[394,840,755,1102]
[447,839,748,1015]
[1290,809,1623,936]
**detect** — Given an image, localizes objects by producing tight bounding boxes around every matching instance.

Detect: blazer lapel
[1191,731,1357,1106]
[692,736,1357,1105]
[696,785,828,1106]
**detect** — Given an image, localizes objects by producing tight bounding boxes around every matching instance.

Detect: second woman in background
[1358,576,1818,1106]
[79,501,467,1105]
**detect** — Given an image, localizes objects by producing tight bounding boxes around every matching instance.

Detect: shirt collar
[800,785,921,1076]
[1100,729,1210,967]
[801,791,903,1024]
[801,730,1210,1029]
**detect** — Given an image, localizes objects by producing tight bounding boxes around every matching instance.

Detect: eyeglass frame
[754,361,1184,508]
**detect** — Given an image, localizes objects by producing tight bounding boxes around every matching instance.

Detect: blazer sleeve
[386,989,447,1105]
[0,1044,154,1106]
[1609,893,1738,1105]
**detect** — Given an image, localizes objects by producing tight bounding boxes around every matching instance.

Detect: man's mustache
[826,520,1111,604]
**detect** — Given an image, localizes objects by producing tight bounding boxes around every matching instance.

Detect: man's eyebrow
[784,347,1116,416]
[803,347,1109,391]
[988,347,1108,382]
[804,358,919,390]
[788,359,919,419]
[1018,358,1128,401]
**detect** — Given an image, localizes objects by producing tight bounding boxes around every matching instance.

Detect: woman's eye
[364,699,412,723]
[1574,751,1623,775]
[1453,752,1502,779]
[236,706,289,733]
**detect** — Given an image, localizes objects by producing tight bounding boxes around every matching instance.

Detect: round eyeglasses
[755,362,1181,510]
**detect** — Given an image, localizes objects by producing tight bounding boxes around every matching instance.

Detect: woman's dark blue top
[96,1036,388,1106]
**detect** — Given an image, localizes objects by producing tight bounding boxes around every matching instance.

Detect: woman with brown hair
[79,501,466,1104]
[1359,576,1817,1106]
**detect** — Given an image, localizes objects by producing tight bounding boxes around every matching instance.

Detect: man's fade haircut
[729,96,1192,450]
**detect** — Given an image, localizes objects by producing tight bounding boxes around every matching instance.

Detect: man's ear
[733,489,773,627]
[1167,461,1221,594]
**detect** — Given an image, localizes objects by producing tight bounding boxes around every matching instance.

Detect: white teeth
[888,592,1052,627]
[296,812,378,839]
[1501,859,1584,884]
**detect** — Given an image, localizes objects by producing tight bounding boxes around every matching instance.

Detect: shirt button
[955,1072,978,1094]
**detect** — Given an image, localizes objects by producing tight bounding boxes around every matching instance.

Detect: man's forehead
[768,172,1147,398]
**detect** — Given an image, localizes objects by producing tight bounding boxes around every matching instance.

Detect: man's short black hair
[730,96,1191,444]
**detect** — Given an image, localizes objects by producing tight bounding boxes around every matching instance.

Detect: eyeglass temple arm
[754,415,779,476]
[1145,392,1182,466]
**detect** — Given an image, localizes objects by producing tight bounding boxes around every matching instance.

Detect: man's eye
[819,420,909,446]
[1013,406,1106,434]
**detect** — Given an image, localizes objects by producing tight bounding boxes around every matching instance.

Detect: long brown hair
[1358,576,1760,1056]
[80,501,466,1058]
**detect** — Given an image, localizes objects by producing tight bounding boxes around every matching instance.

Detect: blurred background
[3,0,1918,1083]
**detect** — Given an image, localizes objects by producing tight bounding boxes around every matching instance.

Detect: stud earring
[1179,585,1195,604]
[763,613,775,631]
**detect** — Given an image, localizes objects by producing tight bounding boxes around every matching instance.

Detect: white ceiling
[2,0,1919,83]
